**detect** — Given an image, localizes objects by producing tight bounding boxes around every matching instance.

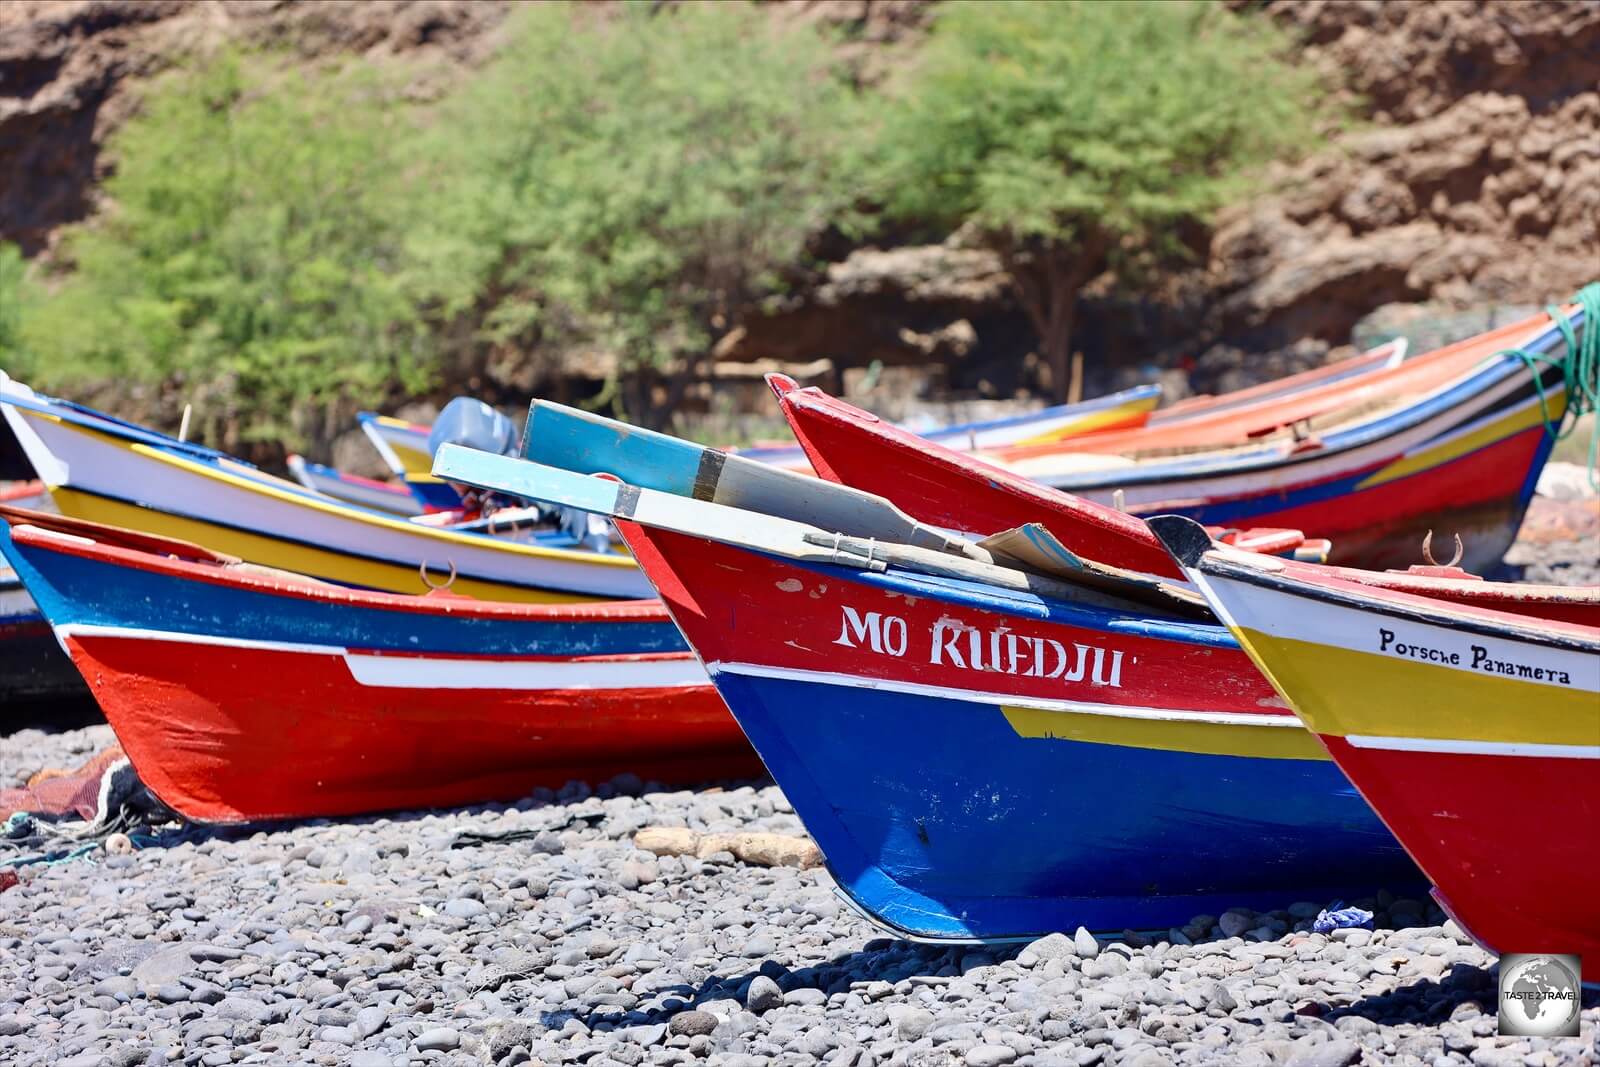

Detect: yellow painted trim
[1354,392,1565,491]
[105,436,634,569]
[1000,704,1328,761]
[1013,395,1162,447]
[387,441,435,476]
[1232,627,1598,746]
[48,487,602,604]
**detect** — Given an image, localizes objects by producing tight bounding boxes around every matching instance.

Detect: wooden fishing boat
[358,411,435,476]
[287,454,423,516]
[1153,516,1599,959]
[356,412,464,511]
[777,298,1593,572]
[0,376,651,602]
[436,416,1423,942]
[1149,338,1405,423]
[0,480,87,704]
[0,505,754,821]
[734,383,1163,468]
[1,559,90,704]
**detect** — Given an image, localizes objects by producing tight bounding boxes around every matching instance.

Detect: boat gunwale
[3,517,671,624]
[1186,548,1600,654]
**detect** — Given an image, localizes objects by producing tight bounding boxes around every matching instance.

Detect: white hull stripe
[705,660,1299,729]
[56,624,706,691]
[343,654,707,690]
[58,623,336,656]
[1344,734,1600,760]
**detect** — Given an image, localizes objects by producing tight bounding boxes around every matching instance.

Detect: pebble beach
[2,510,1596,1067]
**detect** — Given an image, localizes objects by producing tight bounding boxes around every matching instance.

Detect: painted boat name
[835,606,1125,688]
[1377,628,1572,685]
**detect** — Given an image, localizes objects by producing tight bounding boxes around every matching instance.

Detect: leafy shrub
[14,53,425,450]
[410,3,865,423]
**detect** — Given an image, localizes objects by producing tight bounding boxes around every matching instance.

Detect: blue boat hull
[716,670,1419,941]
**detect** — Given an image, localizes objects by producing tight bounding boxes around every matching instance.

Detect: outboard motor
[427,397,519,461]
[428,398,611,552]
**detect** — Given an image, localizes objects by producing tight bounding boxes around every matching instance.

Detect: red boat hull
[66,632,758,822]
[1319,736,1600,958]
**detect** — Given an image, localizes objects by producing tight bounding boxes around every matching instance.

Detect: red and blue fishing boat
[436,411,1424,942]
[779,298,1593,572]
[0,505,755,822]
[1155,516,1599,961]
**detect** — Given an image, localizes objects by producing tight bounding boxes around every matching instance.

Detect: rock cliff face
[1209,0,1600,348]
[2,0,1595,405]
[0,0,514,255]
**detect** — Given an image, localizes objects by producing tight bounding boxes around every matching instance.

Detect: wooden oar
[436,447,1208,619]
[522,399,977,558]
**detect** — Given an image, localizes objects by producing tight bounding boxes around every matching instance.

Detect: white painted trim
[343,653,708,690]
[56,623,345,657]
[704,659,1298,728]
[1343,734,1600,760]
[1190,570,1598,692]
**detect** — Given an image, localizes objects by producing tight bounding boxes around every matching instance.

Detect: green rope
[1495,282,1600,490]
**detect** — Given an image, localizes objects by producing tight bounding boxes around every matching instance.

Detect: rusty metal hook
[1421,530,1464,568]
[419,558,458,591]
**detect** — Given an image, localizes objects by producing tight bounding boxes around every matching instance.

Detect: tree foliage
[411,3,864,422]
[873,0,1331,399]
[14,54,425,450]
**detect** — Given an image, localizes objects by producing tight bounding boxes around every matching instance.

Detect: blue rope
[1496,282,1600,489]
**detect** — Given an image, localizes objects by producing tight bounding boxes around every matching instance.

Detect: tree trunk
[1000,236,1103,404]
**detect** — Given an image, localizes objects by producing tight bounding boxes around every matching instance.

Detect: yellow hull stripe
[96,432,634,570]
[1231,627,1598,747]
[1000,704,1328,761]
[48,487,603,604]
[1012,395,1162,447]
[1354,391,1565,491]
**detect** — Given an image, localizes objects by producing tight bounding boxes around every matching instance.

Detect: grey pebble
[1073,926,1100,959]
[414,1025,461,1051]
[355,1004,389,1038]
[667,1010,718,1037]
[1286,1037,1361,1067]
[966,1044,1019,1067]
[746,974,784,1013]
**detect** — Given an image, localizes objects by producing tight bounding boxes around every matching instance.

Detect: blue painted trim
[0,522,686,657]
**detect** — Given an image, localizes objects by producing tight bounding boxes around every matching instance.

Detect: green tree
[874,1,1330,400]
[17,53,425,452]
[414,3,864,425]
